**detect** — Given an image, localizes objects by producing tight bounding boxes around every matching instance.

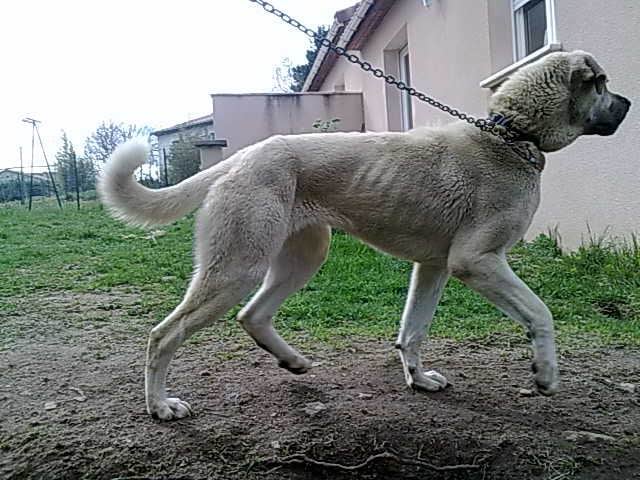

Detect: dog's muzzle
[585,94,632,136]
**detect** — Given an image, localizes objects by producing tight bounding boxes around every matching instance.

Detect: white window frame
[512,0,557,62]
[480,0,561,89]
[399,45,414,131]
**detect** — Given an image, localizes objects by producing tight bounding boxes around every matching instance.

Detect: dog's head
[488,50,631,152]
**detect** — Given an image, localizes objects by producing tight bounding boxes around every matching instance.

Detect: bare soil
[1,292,639,480]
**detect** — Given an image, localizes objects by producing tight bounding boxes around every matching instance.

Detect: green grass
[1,201,639,346]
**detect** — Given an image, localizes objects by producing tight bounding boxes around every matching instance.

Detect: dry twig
[263,450,482,473]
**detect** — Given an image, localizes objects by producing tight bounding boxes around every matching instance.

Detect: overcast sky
[0,0,356,170]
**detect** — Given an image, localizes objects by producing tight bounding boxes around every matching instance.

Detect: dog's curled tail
[98,139,227,227]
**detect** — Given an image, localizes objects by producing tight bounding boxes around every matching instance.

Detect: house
[152,114,214,150]
[298,0,639,248]
[151,114,227,170]
[0,169,22,183]
[0,169,51,201]
[155,93,365,171]
[175,0,636,248]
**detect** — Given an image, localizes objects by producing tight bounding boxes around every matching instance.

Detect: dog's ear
[570,52,607,94]
[584,55,608,94]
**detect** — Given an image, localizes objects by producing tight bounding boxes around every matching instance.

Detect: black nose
[618,95,631,109]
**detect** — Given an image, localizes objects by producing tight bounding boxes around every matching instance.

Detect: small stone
[270,440,281,449]
[617,383,636,394]
[303,401,327,416]
[44,401,58,410]
[564,430,616,443]
[519,388,535,397]
[270,412,277,418]
[311,361,323,368]
[199,370,211,377]
[357,393,374,400]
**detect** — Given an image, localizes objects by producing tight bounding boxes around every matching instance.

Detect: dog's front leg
[449,251,559,395]
[396,263,450,391]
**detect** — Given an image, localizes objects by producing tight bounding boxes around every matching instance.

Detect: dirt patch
[1,292,639,479]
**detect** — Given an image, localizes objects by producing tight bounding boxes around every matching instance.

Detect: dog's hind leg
[145,178,296,420]
[396,263,450,391]
[237,224,331,374]
[145,268,264,421]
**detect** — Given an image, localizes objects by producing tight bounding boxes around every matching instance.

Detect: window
[512,0,557,61]
[399,45,413,131]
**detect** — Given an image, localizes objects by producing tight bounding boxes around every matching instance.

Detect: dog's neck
[488,113,541,146]
[488,112,545,172]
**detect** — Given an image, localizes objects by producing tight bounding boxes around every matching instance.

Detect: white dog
[99,51,630,420]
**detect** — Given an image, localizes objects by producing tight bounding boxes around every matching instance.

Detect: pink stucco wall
[211,92,364,160]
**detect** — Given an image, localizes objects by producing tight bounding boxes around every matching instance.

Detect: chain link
[248,0,536,163]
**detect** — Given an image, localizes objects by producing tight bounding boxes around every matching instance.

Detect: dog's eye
[595,76,608,95]
[583,76,606,95]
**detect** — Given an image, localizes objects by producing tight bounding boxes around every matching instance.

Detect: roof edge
[151,114,213,137]
[302,0,375,92]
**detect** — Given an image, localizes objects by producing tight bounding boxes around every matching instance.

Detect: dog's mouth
[585,122,621,136]
[585,118,626,136]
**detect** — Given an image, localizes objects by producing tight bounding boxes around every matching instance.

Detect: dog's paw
[409,369,448,392]
[148,397,193,421]
[278,356,312,375]
[532,360,559,396]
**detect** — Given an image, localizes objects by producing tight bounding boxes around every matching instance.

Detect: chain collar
[488,113,545,172]
[249,0,545,171]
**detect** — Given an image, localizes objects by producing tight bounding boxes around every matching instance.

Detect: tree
[290,26,328,91]
[312,118,341,133]
[79,156,97,192]
[84,121,150,165]
[272,57,295,93]
[273,26,329,92]
[55,131,96,199]
[167,134,200,185]
[139,135,164,188]
[55,132,76,197]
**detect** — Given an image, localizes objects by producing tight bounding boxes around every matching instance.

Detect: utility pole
[28,121,35,210]
[22,117,62,210]
[72,149,80,210]
[19,146,25,205]
[162,147,169,187]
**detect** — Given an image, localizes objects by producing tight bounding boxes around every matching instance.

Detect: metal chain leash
[248,0,539,165]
